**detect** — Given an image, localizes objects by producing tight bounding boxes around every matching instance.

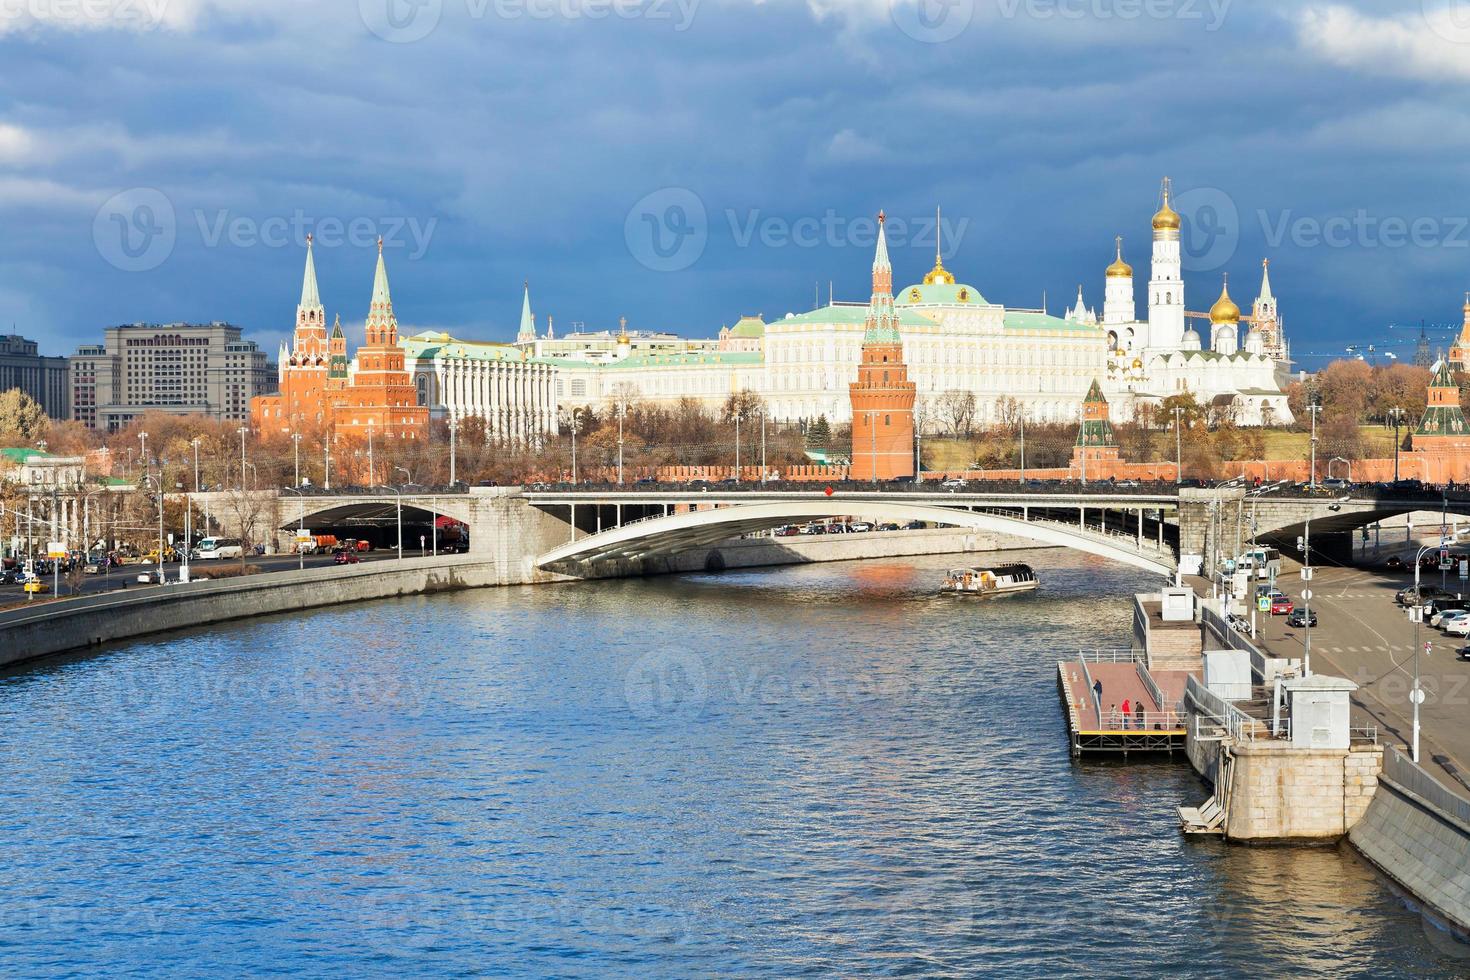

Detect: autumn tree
[0,388,48,444]
[938,389,978,437]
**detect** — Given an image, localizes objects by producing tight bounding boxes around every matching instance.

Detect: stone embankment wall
[1224,743,1381,842]
[0,524,1035,671]
[1350,748,1470,934]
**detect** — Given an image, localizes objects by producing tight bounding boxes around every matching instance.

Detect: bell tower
[849,211,916,481]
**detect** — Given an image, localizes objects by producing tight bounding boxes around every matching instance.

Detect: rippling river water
[2,550,1467,976]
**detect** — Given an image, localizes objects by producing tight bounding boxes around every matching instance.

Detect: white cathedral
[1071,178,1293,427]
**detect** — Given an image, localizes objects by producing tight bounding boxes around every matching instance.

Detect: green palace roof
[401,331,555,365]
[1001,311,1105,336]
[594,351,764,370]
[726,315,765,339]
[895,281,989,306]
[775,304,934,329]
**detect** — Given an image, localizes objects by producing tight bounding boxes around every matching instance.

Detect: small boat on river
[940,563,1038,597]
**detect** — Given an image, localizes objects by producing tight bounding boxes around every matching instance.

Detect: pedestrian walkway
[1056,650,1189,755]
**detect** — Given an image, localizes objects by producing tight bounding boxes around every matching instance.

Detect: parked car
[1286,608,1318,628]
[333,549,360,565]
[1439,610,1470,631]
[849,522,873,532]
[1269,594,1295,615]
[773,525,801,537]
[1429,600,1470,626]
[876,522,900,531]
[1446,615,1470,637]
[902,520,925,530]
[1457,645,1470,662]
[941,478,967,488]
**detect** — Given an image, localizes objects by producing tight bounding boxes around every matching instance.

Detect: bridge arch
[280,495,477,533]
[537,500,1176,577]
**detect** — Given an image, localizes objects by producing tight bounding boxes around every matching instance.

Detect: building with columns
[400,332,558,443]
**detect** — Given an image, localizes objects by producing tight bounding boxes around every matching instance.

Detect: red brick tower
[849,211,916,481]
[334,238,428,442]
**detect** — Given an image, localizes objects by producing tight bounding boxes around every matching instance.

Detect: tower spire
[864,211,901,342]
[365,238,397,345]
[301,233,321,311]
[517,280,536,344]
[1258,257,1274,303]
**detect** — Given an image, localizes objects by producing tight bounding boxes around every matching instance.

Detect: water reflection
[0,550,1460,976]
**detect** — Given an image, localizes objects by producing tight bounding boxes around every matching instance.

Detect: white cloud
[1297,4,1470,83]
[0,122,37,162]
[818,128,886,164]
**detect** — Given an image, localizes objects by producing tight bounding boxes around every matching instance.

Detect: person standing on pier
[1134,700,1145,727]
[1093,679,1103,704]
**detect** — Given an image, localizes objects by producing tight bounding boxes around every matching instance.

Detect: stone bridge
[190,483,1470,581]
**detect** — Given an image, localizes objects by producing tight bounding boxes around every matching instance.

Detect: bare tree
[992,395,1022,433]
[939,389,978,437]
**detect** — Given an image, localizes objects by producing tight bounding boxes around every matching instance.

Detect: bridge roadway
[526,487,1183,576]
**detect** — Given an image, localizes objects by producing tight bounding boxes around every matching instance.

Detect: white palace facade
[400,181,1292,431]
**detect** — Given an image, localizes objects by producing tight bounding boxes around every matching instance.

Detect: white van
[194,537,243,560]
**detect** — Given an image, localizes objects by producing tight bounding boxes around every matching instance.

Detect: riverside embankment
[0,527,1034,670]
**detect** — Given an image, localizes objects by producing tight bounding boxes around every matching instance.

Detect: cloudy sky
[3,0,1469,366]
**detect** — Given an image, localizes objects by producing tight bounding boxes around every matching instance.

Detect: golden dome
[1209,277,1240,324]
[1105,236,1132,278]
[923,257,955,286]
[1152,178,1180,232]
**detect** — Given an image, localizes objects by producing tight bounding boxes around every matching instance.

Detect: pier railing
[1078,648,1147,663]
[1137,660,1172,714]
[1186,675,1269,741]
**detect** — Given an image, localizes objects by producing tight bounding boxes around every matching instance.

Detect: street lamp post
[617,400,626,485]
[1409,544,1439,764]
[367,421,376,487]
[1388,407,1404,482]
[393,466,410,561]
[1174,406,1183,485]
[292,432,301,488]
[1307,402,1321,488]
[734,408,742,482]
[1019,415,1026,484]
[449,416,457,486]
[282,486,305,571]
[324,441,332,491]
[238,426,248,494]
[760,409,768,484]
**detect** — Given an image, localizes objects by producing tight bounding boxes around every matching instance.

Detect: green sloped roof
[895,281,989,306]
[1002,311,1104,335]
[400,331,555,365]
[1,447,50,463]
[595,351,764,371]
[776,304,933,329]
[727,316,765,339]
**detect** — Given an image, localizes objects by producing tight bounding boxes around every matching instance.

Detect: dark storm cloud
[2,0,1469,367]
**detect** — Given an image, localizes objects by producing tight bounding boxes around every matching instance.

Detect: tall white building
[1146,177,1186,350]
[69,322,274,430]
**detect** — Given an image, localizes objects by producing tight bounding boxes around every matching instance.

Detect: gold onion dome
[1210,277,1240,324]
[1152,178,1180,232]
[1105,237,1132,278]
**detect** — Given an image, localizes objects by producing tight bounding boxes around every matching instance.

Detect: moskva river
[2,551,1466,976]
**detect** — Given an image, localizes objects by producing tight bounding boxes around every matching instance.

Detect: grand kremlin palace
[256,183,1295,439]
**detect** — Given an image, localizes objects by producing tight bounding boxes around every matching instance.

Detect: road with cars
[0,549,425,608]
[1250,555,1470,794]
